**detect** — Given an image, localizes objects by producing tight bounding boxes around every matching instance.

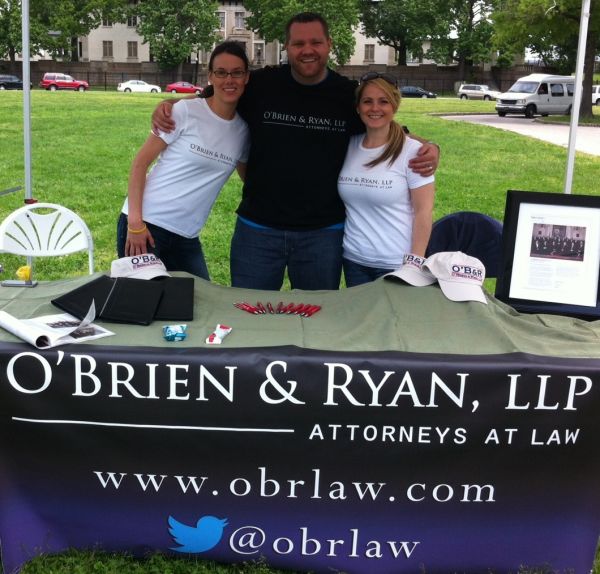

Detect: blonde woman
[338,74,435,286]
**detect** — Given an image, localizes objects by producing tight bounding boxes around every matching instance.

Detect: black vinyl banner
[0,342,599,573]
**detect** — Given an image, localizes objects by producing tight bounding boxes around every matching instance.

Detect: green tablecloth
[0,274,600,357]
[1,273,600,357]
[2,274,600,574]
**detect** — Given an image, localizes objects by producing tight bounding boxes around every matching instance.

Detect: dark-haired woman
[338,76,435,287]
[116,42,250,279]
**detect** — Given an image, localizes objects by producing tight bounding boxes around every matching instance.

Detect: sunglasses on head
[360,72,398,87]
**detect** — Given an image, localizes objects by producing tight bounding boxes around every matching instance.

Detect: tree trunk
[8,46,17,73]
[194,50,200,85]
[397,41,408,66]
[457,57,466,82]
[579,24,596,119]
[71,37,79,62]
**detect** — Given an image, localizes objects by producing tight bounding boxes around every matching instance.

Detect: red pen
[299,304,315,316]
[303,305,322,317]
[283,302,297,314]
[234,302,260,314]
[291,303,307,315]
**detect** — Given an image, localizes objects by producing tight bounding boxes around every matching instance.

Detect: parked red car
[165,81,203,95]
[40,73,89,91]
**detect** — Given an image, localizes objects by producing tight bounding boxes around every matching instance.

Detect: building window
[128,0,139,26]
[234,11,245,29]
[364,44,375,62]
[217,11,225,29]
[102,18,113,27]
[102,41,113,58]
[128,41,138,58]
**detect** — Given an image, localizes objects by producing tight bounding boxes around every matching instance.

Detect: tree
[359,0,442,66]
[36,0,129,60]
[0,0,128,66]
[243,0,360,66]
[133,0,219,70]
[493,0,600,117]
[0,0,66,66]
[0,0,24,68]
[426,0,497,80]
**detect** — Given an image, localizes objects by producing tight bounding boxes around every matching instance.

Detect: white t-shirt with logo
[338,135,434,269]
[122,98,249,238]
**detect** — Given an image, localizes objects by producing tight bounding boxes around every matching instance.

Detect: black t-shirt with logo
[236,65,363,231]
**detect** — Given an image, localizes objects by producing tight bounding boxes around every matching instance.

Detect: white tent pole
[563,0,590,194]
[21,0,33,202]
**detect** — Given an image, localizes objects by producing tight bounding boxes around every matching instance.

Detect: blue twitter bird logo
[168,514,228,553]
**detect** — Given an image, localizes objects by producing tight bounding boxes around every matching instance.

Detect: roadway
[440,114,599,157]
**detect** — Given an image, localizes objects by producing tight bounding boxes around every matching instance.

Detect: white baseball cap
[385,253,436,286]
[423,251,487,304]
[110,254,170,280]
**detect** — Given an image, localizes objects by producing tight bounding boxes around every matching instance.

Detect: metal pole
[21,0,33,202]
[563,0,591,194]
[18,0,37,281]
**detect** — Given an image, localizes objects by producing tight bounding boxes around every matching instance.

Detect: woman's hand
[125,227,155,257]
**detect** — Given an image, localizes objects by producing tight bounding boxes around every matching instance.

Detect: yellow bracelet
[127,224,147,234]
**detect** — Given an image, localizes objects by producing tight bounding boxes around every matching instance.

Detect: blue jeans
[117,213,210,280]
[343,258,394,287]
[230,218,343,290]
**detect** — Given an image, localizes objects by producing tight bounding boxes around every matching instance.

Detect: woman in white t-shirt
[117,42,250,279]
[338,74,435,287]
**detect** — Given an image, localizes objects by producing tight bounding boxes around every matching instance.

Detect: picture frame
[495,190,600,320]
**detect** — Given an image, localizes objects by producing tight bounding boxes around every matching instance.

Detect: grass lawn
[537,108,600,126]
[1,91,599,286]
[19,548,599,574]
[1,91,599,573]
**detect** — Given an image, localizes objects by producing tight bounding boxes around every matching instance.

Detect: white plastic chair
[0,202,94,275]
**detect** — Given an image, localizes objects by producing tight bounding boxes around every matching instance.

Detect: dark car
[0,74,25,90]
[400,86,437,99]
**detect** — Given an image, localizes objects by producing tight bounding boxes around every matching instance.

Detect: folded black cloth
[51,275,194,325]
[153,277,195,321]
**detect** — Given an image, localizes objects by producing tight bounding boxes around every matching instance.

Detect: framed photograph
[495,190,600,320]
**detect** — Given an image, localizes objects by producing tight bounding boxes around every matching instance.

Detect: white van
[592,85,600,106]
[495,73,574,118]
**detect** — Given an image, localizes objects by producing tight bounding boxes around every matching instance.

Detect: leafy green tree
[0,0,24,67]
[493,0,600,117]
[35,0,129,60]
[427,0,497,80]
[133,0,220,70]
[359,0,442,66]
[243,0,360,66]
[0,0,128,65]
[0,0,67,65]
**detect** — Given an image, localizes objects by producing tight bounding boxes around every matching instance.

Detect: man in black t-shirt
[153,13,440,291]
